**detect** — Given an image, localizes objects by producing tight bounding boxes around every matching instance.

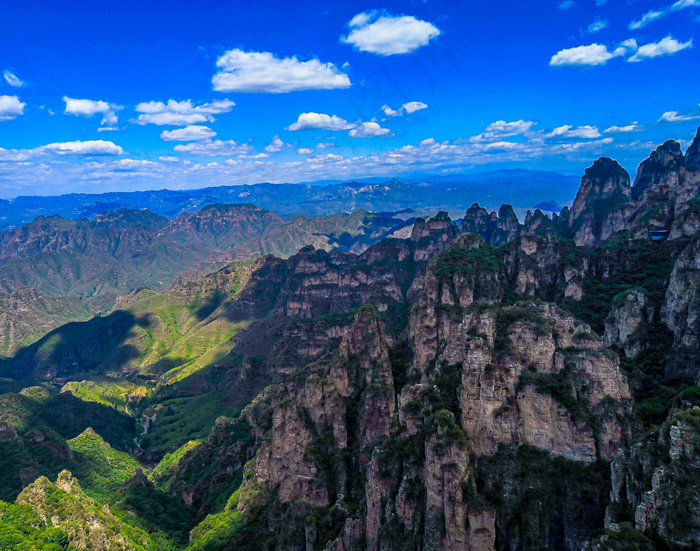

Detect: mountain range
[0,169,577,230]
[0,128,699,550]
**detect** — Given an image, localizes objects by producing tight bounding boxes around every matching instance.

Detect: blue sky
[0,0,699,197]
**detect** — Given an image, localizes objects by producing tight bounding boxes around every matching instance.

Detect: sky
[0,0,699,198]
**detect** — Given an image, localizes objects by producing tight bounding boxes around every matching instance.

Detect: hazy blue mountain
[0,170,578,230]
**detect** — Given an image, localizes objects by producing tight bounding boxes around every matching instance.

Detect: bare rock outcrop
[604,289,655,358]
[662,236,700,383]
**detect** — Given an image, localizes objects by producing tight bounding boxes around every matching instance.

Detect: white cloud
[403,101,428,114]
[545,125,601,139]
[470,120,536,142]
[485,141,522,150]
[264,136,287,153]
[612,39,639,57]
[630,0,700,29]
[159,155,179,162]
[381,101,428,119]
[133,99,235,126]
[587,18,609,34]
[249,153,269,159]
[160,125,217,141]
[658,110,700,122]
[3,70,24,88]
[297,148,313,155]
[172,139,253,157]
[603,122,640,133]
[551,38,655,67]
[550,43,620,66]
[348,121,391,138]
[558,0,575,9]
[44,140,124,155]
[628,36,693,62]
[63,97,122,128]
[341,11,440,55]
[0,95,25,121]
[629,11,665,29]
[212,49,351,93]
[382,105,400,117]
[287,112,354,131]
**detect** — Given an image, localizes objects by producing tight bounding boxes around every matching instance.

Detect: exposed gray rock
[604,289,655,358]
[662,236,700,383]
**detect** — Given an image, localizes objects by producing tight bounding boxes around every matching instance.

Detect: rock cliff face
[607,401,700,548]
[662,236,700,383]
[160,227,635,550]
[604,290,655,359]
[568,158,631,247]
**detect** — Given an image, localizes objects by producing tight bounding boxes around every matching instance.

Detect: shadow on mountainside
[0,310,149,384]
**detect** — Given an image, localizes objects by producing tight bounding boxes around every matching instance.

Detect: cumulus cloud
[348,121,391,138]
[551,36,689,66]
[630,0,700,29]
[586,19,609,34]
[264,136,288,153]
[297,148,313,155]
[469,120,536,143]
[172,139,253,157]
[133,99,235,126]
[627,36,693,62]
[63,97,123,128]
[341,11,440,55]
[403,101,428,114]
[3,70,24,88]
[287,112,355,131]
[0,95,25,121]
[381,101,428,119]
[550,43,620,66]
[603,122,640,133]
[212,49,351,93]
[382,105,400,117]
[44,140,124,155]
[658,110,700,123]
[160,125,217,141]
[159,155,179,162]
[545,125,601,139]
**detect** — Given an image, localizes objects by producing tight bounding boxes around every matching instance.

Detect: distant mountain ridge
[0,169,578,230]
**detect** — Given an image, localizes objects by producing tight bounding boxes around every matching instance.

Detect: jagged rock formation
[567,158,631,247]
[570,131,700,246]
[156,229,634,550]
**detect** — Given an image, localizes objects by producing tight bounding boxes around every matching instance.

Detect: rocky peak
[566,157,631,246]
[632,140,684,201]
[685,126,700,169]
[411,211,455,241]
[569,157,631,226]
[461,203,523,246]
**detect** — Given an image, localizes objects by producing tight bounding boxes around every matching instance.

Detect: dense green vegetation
[474,444,611,550]
[432,239,503,278]
[0,501,74,551]
[565,238,684,335]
